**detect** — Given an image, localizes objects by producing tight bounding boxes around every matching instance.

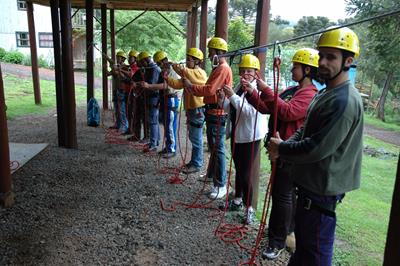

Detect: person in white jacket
[218,54,268,224]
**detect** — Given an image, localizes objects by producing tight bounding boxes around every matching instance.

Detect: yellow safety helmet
[137,51,151,62]
[317,27,360,58]
[187,47,204,60]
[292,48,319,68]
[116,50,127,59]
[128,49,139,58]
[239,54,260,70]
[153,51,168,63]
[207,37,228,52]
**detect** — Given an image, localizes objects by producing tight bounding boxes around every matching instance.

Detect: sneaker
[182,164,201,174]
[163,152,176,159]
[262,246,284,260]
[243,208,256,225]
[143,145,157,153]
[208,186,227,199]
[219,199,243,211]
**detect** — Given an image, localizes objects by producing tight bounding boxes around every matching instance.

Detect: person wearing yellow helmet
[141,51,181,158]
[126,49,140,136]
[218,54,268,225]
[183,37,233,199]
[108,50,131,134]
[166,47,208,173]
[236,48,320,260]
[135,51,162,152]
[268,27,363,265]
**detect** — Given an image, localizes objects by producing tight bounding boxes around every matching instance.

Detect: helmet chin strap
[326,56,348,84]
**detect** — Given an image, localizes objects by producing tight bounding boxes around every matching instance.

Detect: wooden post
[86,0,94,101]
[383,155,400,266]
[26,1,41,105]
[254,0,271,80]
[186,11,193,52]
[215,0,228,41]
[0,64,14,208]
[199,0,208,68]
[50,0,66,147]
[59,0,77,149]
[101,4,108,110]
[110,9,116,64]
[189,6,198,47]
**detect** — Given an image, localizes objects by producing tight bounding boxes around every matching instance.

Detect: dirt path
[364,124,400,147]
[1,62,102,89]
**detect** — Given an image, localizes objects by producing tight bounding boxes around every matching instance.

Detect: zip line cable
[221,8,400,59]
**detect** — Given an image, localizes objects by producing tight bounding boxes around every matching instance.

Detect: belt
[189,121,203,128]
[167,94,177,98]
[298,194,337,217]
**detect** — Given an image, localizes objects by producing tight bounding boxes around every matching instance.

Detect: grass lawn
[256,136,398,266]
[3,74,91,120]
[364,113,400,131]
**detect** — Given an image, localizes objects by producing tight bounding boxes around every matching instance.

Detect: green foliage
[3,50,24,64]
[228,0,258,22]
[112,11,186,61]
[293,16,335,44]
[0,47,6,60]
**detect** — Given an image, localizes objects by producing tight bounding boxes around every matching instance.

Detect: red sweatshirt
[246,84,318,140]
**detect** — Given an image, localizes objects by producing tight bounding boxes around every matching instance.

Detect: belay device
[87,97,100,127]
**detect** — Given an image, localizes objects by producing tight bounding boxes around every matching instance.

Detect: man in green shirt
[268,27,363,265]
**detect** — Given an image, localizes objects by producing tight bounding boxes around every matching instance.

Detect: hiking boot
[182,164,201,174]
[208,186,227,199]
[243,208,256,225]
[262,246,284,260]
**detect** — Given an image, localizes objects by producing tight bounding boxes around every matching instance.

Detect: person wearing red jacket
[244,48,321,260]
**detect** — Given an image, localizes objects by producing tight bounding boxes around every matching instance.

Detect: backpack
[87,97,100,127]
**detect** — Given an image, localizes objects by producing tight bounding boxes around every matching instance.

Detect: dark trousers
[288,189,343,266]
[232,140,261,209]
[133,95,149,140]
[267,162,296,249]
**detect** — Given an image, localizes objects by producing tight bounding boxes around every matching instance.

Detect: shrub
[22,55,31,66]
[3,50,24,64]
[0,47,6,60]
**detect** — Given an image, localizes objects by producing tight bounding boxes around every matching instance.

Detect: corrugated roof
[29,0,201,12]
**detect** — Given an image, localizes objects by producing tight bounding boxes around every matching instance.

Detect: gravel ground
[1,107,291,265]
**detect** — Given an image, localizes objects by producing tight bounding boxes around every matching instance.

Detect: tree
[293,16,335,44]
[112,11,186,61]
[347,0,400,121]
[228,0,258,22]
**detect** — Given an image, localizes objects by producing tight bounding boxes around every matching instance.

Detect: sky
[208,0,353,23]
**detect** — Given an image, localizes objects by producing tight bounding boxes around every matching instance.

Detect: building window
[16,32,30,47]
[39,33,53,48]
[17,0,27,10]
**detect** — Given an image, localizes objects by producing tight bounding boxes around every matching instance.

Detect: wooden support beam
[50,0,66,147]
[254,0,270,80]
[86,0,94,101]
[26,1,41,105]
[215,0,228,41]
[186,11,193,52]
[189,6,198,47]
[384,155,400,265]
[0,64,14,208]
[199,0,208,68]
[101,4,108,110]
[60,0,77,149]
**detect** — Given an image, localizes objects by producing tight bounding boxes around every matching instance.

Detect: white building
[0,0,54,63]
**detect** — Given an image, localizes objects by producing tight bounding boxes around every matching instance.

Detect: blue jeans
[205,113,227,187]
[289,189,344,266]
[187,107,205,168]
[116,90,128,133]
[164,97,179,153]
[148,96,160,148]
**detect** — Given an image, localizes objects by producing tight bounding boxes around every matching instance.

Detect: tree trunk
[376,72,394,122]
